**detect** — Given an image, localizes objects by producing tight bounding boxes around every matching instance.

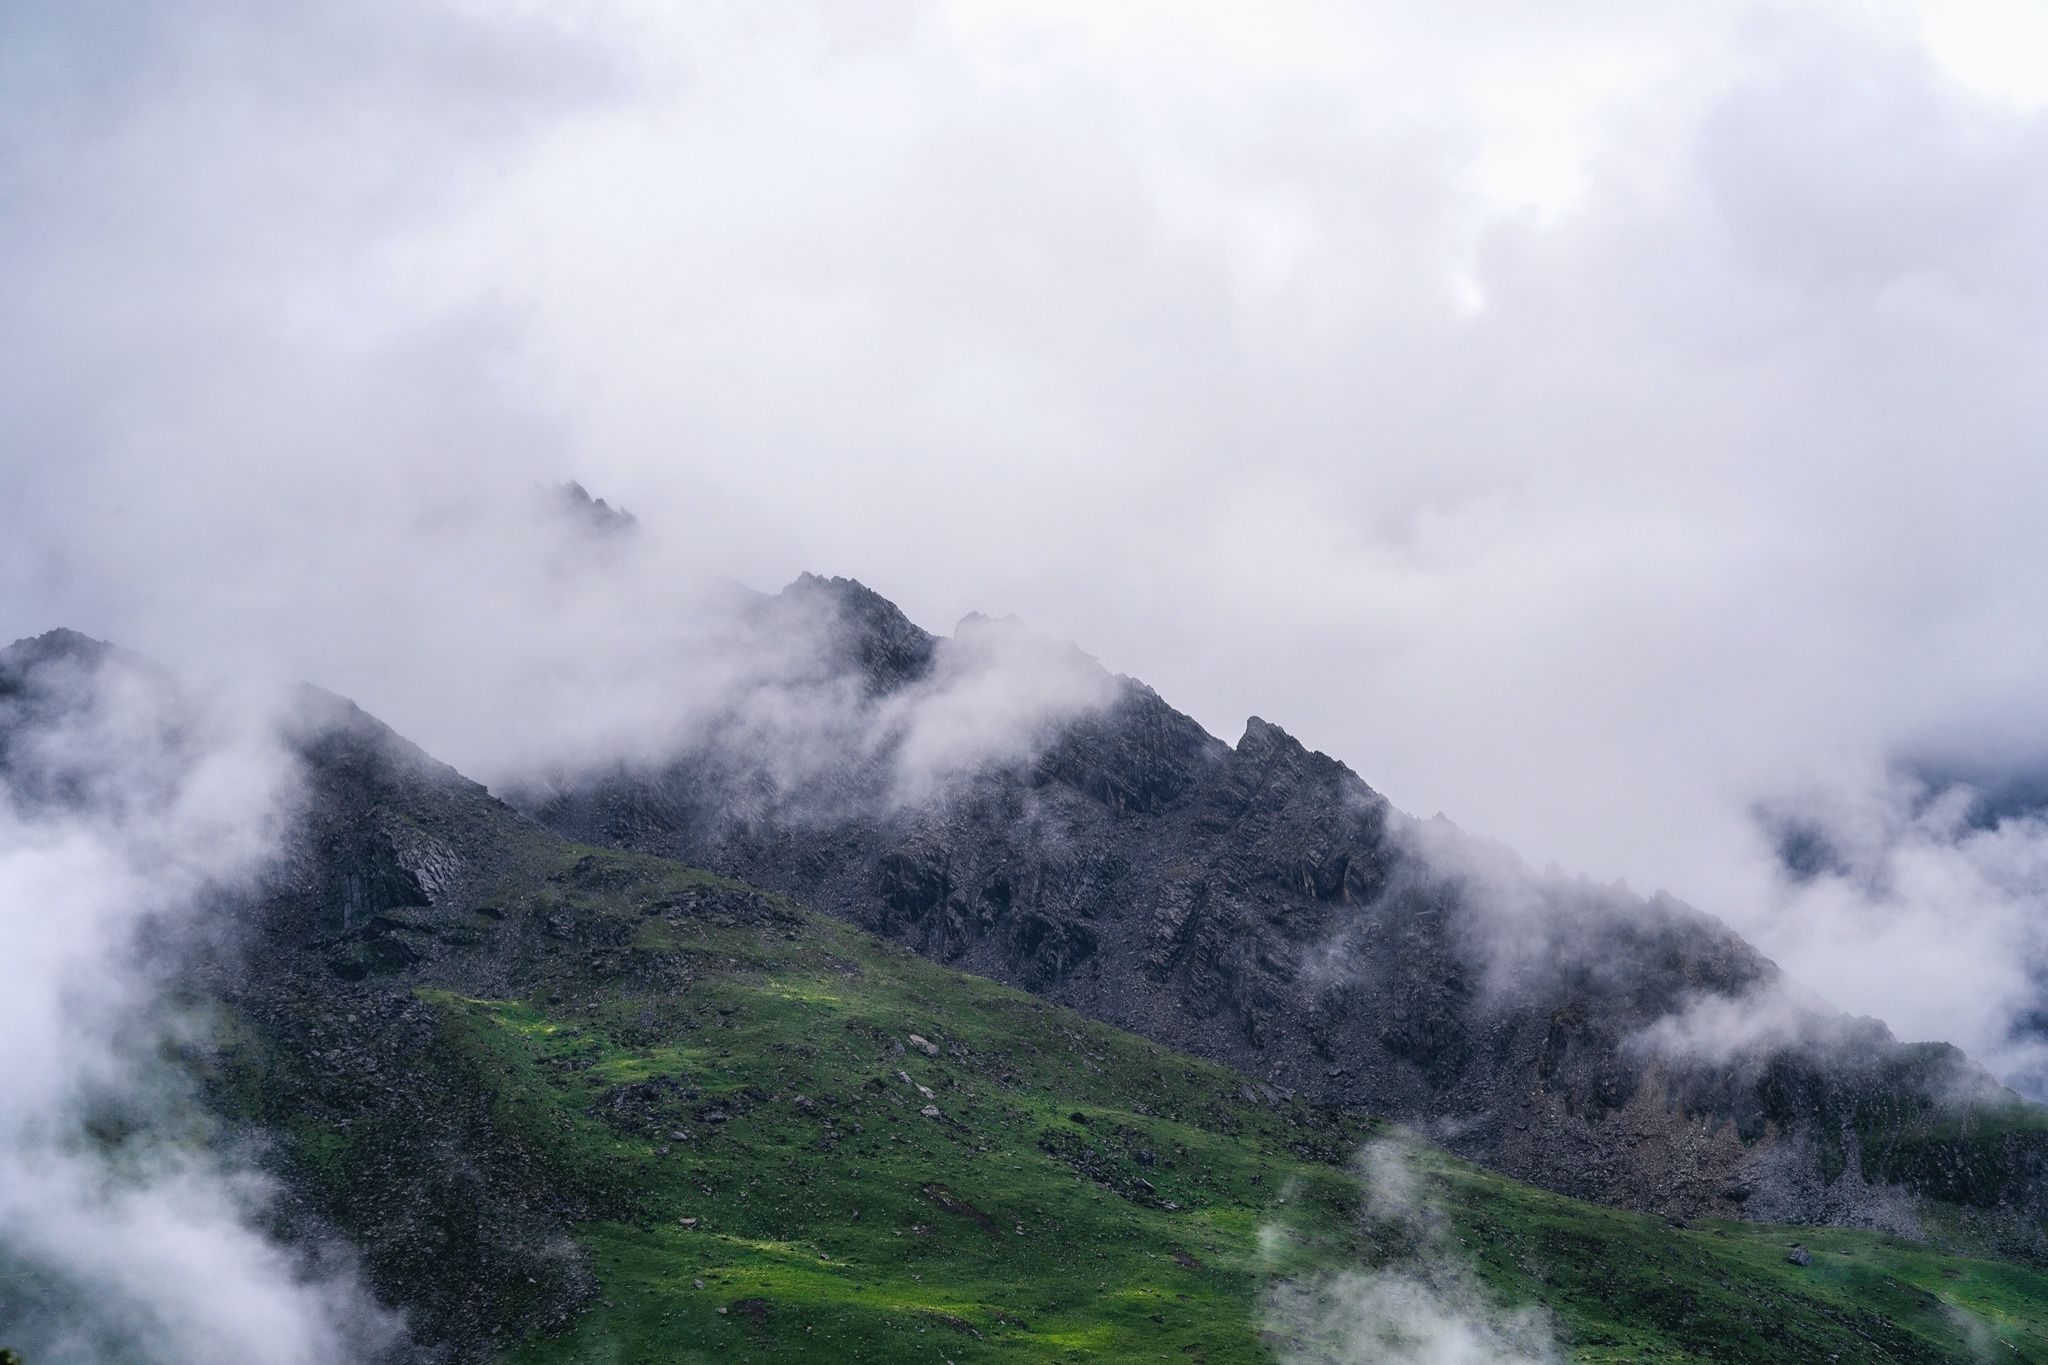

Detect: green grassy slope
[331,847,2048,1364]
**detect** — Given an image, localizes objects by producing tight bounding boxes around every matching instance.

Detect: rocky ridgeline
[516,577,2048,1255]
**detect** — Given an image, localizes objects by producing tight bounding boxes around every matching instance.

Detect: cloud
[1263,1140,1561,1365]
[0,639,402,1363]
[6,0,2048,1093]
[1623,976,1853,1070]
[1746,766,2048,1097]
[877,613,1121,805]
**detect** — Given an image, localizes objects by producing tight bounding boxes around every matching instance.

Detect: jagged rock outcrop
[554,479,637,537]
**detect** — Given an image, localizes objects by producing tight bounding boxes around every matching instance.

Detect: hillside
[208,829,2048,1364]
[8,629,2048,1362]
[207,785,2048,1362]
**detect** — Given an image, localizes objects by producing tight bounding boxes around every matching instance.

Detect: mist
[8,2,2048,1089]
[1262,1140,1561,1365]
[1757,765,2048,1088]
[0,640,401,1362]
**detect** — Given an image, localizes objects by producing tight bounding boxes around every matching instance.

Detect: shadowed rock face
[515,577,2048,1248]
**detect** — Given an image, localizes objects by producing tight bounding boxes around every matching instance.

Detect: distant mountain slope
[515,577,2048,1257]
[8,628,2048,1361]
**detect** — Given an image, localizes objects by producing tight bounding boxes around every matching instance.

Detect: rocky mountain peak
[1237,714,1293,749]
[779,571,937,691]
[0,629,130,694]
[554,479,637,536]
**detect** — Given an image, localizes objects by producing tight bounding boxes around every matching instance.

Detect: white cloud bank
[7,0,2048,1091]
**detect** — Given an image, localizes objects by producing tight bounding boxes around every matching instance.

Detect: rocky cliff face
[516,577,2048,1253]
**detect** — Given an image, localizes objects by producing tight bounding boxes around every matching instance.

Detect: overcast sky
[7,1,2048,1082]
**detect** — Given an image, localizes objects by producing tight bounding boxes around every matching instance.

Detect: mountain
[516,575,2048,1256]
[7,625,2048,1362]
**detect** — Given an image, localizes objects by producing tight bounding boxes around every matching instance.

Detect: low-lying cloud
[0,642,401,1363]
[1746,766,2048,1098]
[1263,1140,1561,1365]
[1625,979,1842,1070]
[877,612,1121,806]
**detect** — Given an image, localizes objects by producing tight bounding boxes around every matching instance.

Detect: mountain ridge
[512,574,2048,1256]
[8,624,2048,1361]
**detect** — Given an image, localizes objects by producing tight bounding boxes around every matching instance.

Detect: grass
[361,846,2048,1364]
